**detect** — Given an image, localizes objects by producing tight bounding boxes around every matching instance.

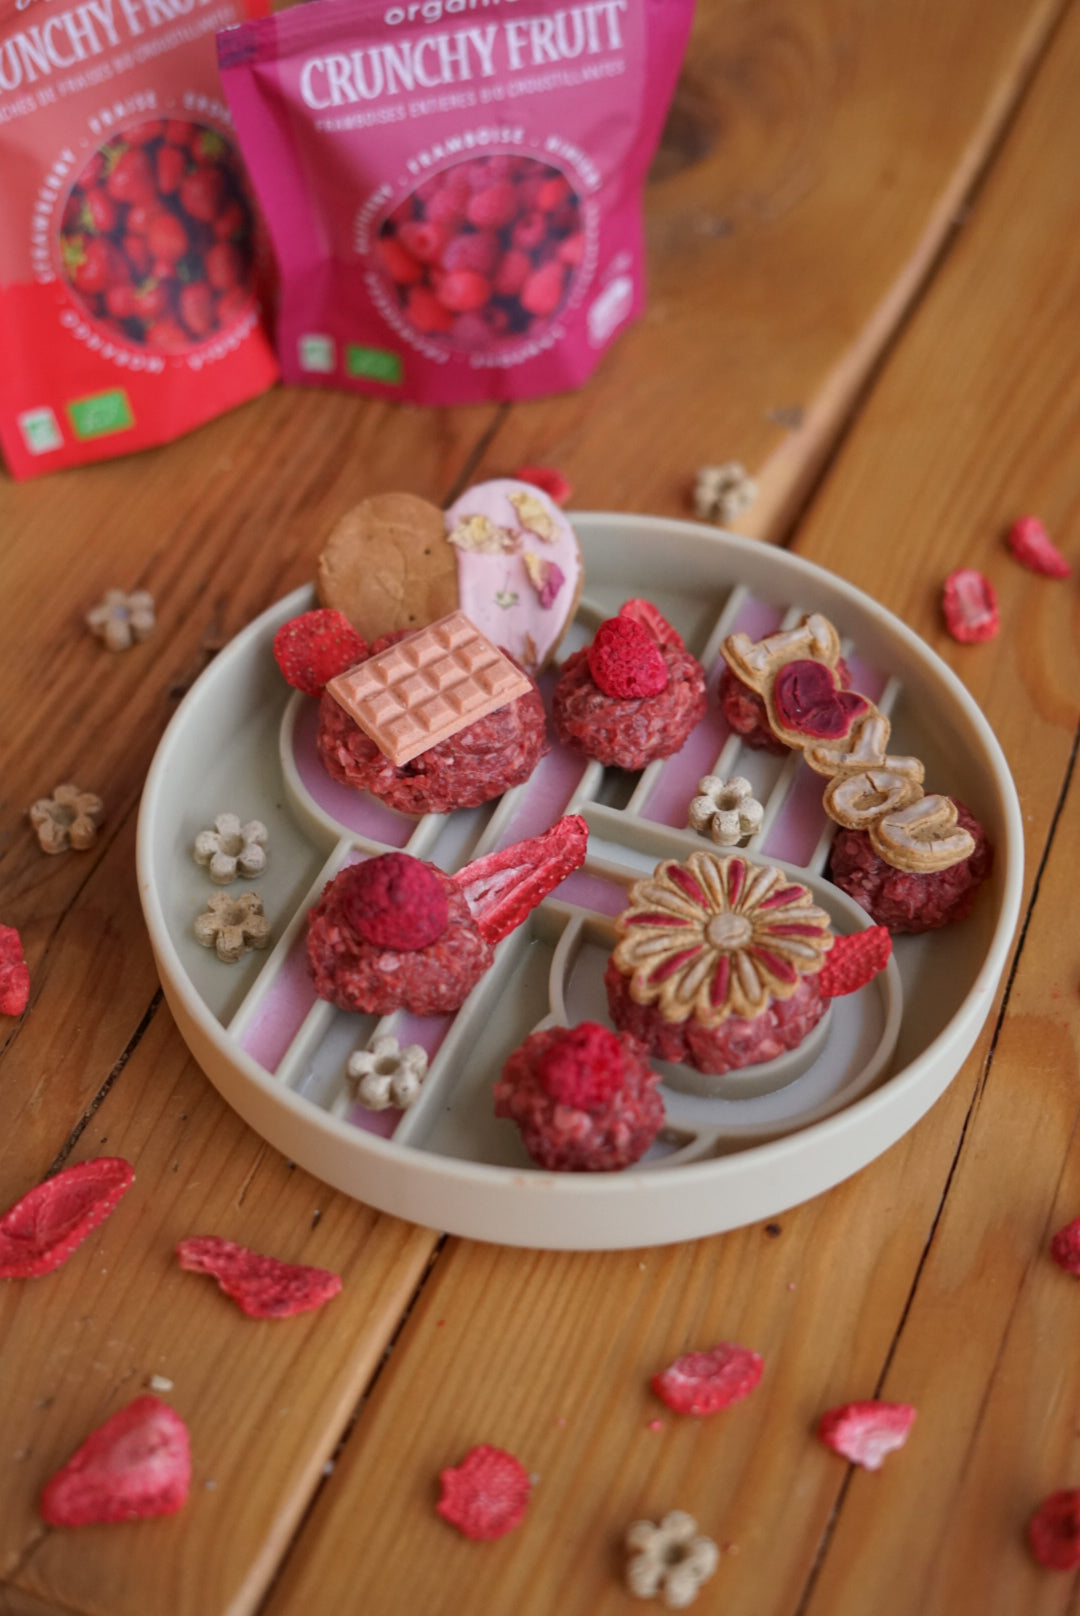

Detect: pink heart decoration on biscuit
[773,660,868,739]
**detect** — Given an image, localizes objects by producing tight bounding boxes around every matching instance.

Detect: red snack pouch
[0,0,278,480]
[218,0,695,405]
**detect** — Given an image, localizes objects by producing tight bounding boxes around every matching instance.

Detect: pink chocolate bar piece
[326,611,532,766]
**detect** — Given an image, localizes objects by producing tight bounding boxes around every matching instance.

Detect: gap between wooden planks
[0,0,1073,1612]
[252,4,1080,1616]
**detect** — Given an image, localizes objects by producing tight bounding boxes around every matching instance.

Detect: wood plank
[255,4,1080,1613]
[465,0,1064,535]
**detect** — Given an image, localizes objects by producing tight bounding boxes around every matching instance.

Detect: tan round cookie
[317,492,458,643]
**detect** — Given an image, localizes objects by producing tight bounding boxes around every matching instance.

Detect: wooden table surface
[2,1,1079,1611]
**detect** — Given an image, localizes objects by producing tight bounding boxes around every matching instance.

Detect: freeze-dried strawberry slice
[436,1444,531,1540]
[651,1342,764,1416]
[942,569,1000,644]
[818,927,891,998]
[618,598,685,652]
[1007,516,1070,579]
[514,464,571,505]
[1049,1216,1080,1276]
[273,609,368,697]
[176,1236,342,1319]
[40,1395,190,1527]
[0,923,30,1015]
[817,1400,916,1470]
[455,815,588,945]
[0,1158,134,1279]
[1028,1489,1080,1570]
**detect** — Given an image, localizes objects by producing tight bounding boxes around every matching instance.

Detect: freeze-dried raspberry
[774,660,868,739]
[1007,515,1070,578]
[436,1444,531,1540]
[377,235,423,286]
[588,618,669,699]
[493,248,531,297]
[466,181,518,230]
[406,284,455,334]
[176,1235,342,1318]
[618,598,685,651]
[558,233,585,266]
[0,923,30,1016]
[536,1022,629,1108]
[0,1158,134,1279]
[40,1396,190,1526]
[1028,1490,1080,1570]
[514,464,572,505]
[455,814,588,944]
[511,209,547,251]
[942,568,1000,643]
[536,174,572,211]
[651,1343,764,1416]
[425,182,470,226]
[339,853,449,951]
[273,610,368,698]
[817,926,891,997]
[397,219,451,264]
[440,229,499,277]
[817,1400,916,1470]
[520,261,565,317]
[1049,1216,1080,1276]
[437,269,491,313]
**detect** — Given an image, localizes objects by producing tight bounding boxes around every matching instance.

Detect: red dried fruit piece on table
[339,852,449,951]
[0,1158,134,1279]
[176,1236,342,1319]
[1028,1489,1080,1570]
[942,568,1000,644]
[1049,1216,1080,1276]
[618,598,685,652]
[436,1444,531,1540]
[514,465,572,505]
[588,618,669,699]
[40,1395,191,1527]
[1007,515,1070,579]
[455,815,588,945]
[652,1342,764,1416]
[273,609,368,697]
[817,1400,916,1470]
[0,924,30,1016]
[817,926,891,998]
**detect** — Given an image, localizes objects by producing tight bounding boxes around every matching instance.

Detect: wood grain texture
[466,0,1064,536]
[256,5,1080,1615]
[0,0,1075,1611]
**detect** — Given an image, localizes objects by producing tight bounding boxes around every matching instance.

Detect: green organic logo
[345,344,402,385]
[66,389,134,441]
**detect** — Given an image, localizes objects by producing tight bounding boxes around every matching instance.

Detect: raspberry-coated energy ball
[552,603,706,770]
[316,628,547,815]
[828,798,993,933]
[718,656,857,754]
[494,1022,664,1172]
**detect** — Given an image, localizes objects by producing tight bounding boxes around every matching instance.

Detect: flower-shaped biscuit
[194,892,270,963]
[693,461,757,526]
[625,1511,720,1608]
[346,1035,428,1110]
[193,814,269,885]
[29,784,105,854]
[687,775,764,847]
[86,588,156,652]
[613,852,832,1026]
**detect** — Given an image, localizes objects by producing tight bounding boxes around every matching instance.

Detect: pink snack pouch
[218,0,694,405]
[0,0,278,480]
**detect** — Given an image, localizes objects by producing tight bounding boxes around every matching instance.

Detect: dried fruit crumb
[817,1400,916,1469]
[436,1444,531,1540]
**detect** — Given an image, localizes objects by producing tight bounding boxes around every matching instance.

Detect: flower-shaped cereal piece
[687,775,764,846]
[613,851,832,1027]
[625,1511,720,1608]
[29,783,105,854]
[194,892,270,963]
[693,462,757,527]
[346,1035,429,1110]
[193,814,269,884]
[86,588,155,652]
